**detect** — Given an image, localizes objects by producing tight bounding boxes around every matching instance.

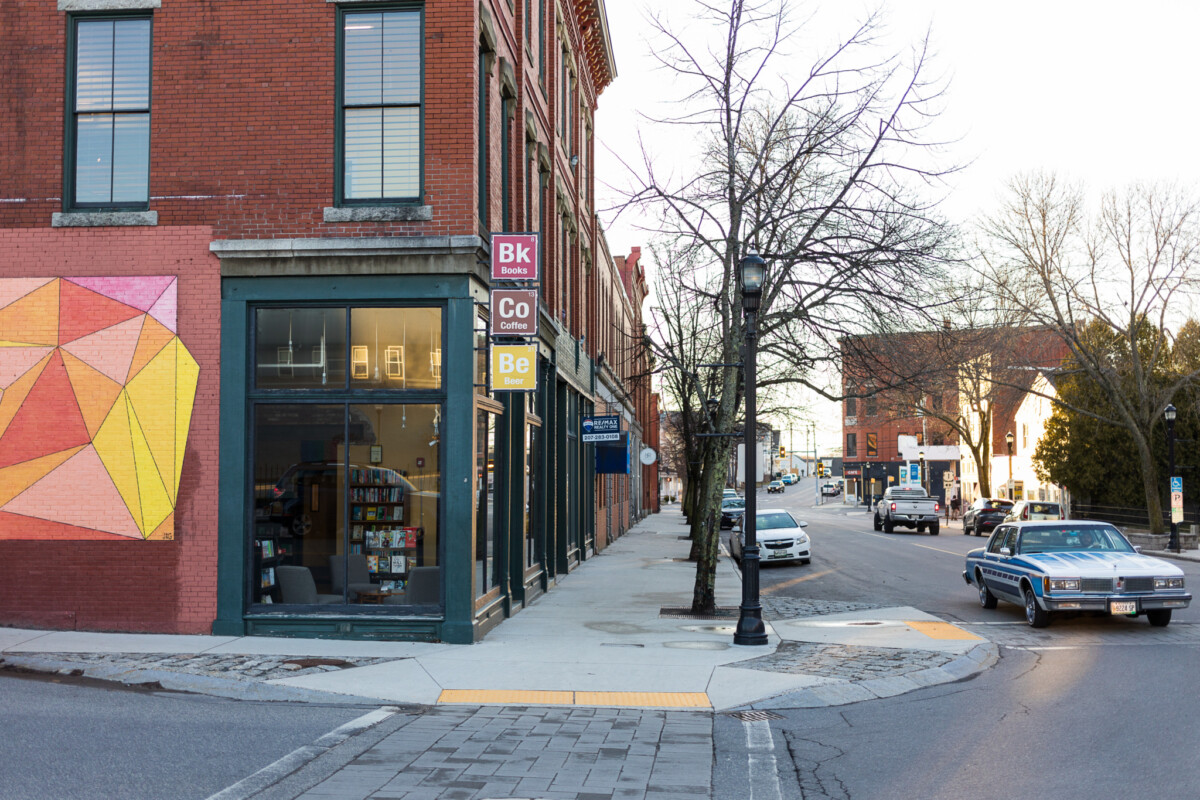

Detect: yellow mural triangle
[128,394,172,538]
[61,350,124,439]
[93,389,142,531]
[126,340,177,504]
[173,339,200,497]
[0,446,86,507]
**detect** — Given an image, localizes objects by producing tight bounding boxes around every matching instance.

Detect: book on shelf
[260,540,274,559]
[260,567,275,589]
[351,524,363,542]
[391,554,406,573]
[378,530,392,548]
[365,530,379,548]
[352,506,363,520]
[366,507,376,520]
[367,555,380,573]
[349,543,363,555]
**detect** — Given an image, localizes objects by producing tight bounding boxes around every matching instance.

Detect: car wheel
[1147,609,1172,627]
[974,522,982,537]
[916,524,926,533]
[1023,586,1050,628]
[873,515,882,531]
[883,519,894,533]
[929,524,939,536]
[977,572,998,609]
[800,558,811,565]
[291,514,312,537]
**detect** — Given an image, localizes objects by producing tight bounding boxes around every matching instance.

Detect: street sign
[490,344,537,391]
[909,464,919,483]
[490,233,539,281]
[1172,477,1184,524]
[582,415,621,442]
[490,289,538,336]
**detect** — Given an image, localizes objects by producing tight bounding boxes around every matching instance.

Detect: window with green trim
[67,16,152,210]
[339,7,422,204]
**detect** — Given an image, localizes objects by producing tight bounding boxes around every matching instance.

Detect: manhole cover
[726,710,784,721]
[282,658,352,669]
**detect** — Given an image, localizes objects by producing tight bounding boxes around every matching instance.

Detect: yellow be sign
[490,345,537,391]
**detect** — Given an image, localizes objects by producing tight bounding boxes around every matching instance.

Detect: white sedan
[730,509,810,565]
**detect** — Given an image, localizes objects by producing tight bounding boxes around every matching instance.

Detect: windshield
[1018,525,1134,554]
[983,500,1013,511]
[757,512,798,530]
[722,499,745,509]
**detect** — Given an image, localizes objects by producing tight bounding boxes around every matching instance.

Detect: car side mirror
[799,521,808,528]
[1134,545,1142,554]
[1000,547,1012,557]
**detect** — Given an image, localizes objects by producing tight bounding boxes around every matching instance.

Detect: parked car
[1005,500,1066,522]
[873,487,940,534]
[962,497,1014,537]
[821,482,841,497]
[730,509,810,565]
[781,474,797,485]
[964,520,1191,628]
[719,497,747,529]
[767,480,785,494]
[723,489,740,499]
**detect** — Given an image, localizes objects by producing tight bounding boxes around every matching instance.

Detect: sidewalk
[0,505,996,712]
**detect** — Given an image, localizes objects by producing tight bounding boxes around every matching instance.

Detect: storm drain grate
[659,606,740,619]
[725,710,784,721]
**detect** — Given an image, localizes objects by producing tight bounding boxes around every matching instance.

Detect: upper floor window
[339,8,422,204]
[846,397,857,416]
[68,16,151,210]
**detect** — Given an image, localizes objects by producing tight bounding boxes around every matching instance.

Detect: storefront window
[475,409,498,598]
[255,308,346,389]
[525,420,540,571]
[350,307,442,390]
[251,403,441,608]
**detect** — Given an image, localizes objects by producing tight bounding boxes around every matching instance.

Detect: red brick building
[0,0,639,644]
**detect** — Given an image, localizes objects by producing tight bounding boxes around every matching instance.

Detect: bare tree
[981,174,1200,533]
[613,0,957,612]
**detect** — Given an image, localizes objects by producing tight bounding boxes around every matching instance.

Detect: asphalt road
[731,481,1200,799]
[0,674,368,800]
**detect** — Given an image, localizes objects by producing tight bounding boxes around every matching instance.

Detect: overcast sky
[593,0,1200,453]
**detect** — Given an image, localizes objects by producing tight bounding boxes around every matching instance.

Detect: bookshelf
[253,521,296,603]
[350,468,423,590]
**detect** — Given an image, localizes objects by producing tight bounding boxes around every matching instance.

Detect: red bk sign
[490,233,539,281]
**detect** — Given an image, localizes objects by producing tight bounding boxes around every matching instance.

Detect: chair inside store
[277,565,342,604]
[383,566,440,606]
[329,554,377,600]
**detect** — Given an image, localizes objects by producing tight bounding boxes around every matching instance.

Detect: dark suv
[962,497,1014,537]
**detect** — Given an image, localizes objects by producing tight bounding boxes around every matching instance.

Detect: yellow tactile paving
[438,690,712,708]
[904,620,984,641]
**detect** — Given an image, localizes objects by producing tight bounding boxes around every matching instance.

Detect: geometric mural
[0,277,198,540]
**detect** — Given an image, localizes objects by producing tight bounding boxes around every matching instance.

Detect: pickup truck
[873,487,941,535]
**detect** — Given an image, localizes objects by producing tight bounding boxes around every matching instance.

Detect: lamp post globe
[735,248,769,646]
[1005,431,1015,500]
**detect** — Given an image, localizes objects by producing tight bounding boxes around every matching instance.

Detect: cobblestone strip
[0,652,399,681]
[732,641,954,680]
[298,705,714,800]
[760,597,883,619]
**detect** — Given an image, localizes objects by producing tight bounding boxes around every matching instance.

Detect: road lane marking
[762,569,834,594]
[744,719,783,800]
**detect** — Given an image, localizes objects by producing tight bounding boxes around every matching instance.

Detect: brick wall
[0,227,219,633]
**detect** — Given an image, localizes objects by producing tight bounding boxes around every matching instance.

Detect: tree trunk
[1133,429,1165,535]
[690,446,729,613]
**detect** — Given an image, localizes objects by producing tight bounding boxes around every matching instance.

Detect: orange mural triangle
[58,280,144,345]
[0,278,55,312]
[0,446,86,506]
[61,350,124,438]
[0,280,59,347]
[127,316,176,382]
[147,511,174,541]
[0,350,91,469]
[0,351,51,439]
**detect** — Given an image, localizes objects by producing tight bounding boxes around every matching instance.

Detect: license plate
[768,552,790,559]
[1110,600,1137,615]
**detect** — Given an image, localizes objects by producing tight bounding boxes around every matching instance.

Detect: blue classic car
[963,520,1191,628]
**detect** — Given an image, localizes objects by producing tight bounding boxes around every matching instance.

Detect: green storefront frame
[214,274,477,643]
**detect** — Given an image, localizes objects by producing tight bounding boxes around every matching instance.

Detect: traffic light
[778,445,786,458]
[817,462,824,477]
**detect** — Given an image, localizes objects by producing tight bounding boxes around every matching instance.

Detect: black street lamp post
[918,450,926,494]
[1005,431,1015,500]
[735,250,768,647]
[1166,404,1179,552]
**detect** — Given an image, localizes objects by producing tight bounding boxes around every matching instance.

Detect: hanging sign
[491,233,539,281]
[490,344,538,391]
[490,289,539,336]
[582,415,621,442]
[1172,476,1184,524]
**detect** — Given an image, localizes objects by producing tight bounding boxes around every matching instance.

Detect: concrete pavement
[0,504,996,712]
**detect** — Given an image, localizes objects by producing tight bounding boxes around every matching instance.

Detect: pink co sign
[490,233,539,281]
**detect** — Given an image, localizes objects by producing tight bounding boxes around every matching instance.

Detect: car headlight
[1046,578,1080,592]
[1154,577,1186,590]
[797,534,808,544]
